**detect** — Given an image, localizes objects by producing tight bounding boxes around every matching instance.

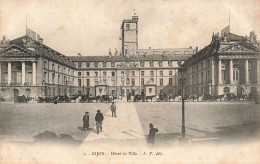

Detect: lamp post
[178,67,187,140]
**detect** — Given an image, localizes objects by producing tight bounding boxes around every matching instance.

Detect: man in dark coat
[148,123,158,146]
[110,102,117,117]
[95,110,104,134]
[83,112,89,130]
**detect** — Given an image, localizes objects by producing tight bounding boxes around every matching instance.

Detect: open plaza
[0,101,259,145]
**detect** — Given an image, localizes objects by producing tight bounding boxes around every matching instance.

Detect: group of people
[82,102,117,134]
[82,102,159,145]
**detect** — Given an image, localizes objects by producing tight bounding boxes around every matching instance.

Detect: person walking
[95,110,104,134]
[147,123,158,147]
[110,102,117,117]
[83,112,89,130]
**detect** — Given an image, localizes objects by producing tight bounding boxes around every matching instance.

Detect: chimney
[196,47,198,53]
[149,47,151,49]
[109,48,112,58]
[78,53,81,57]
[39,38,43,44]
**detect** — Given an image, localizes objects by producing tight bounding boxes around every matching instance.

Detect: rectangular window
[52,64,55,71]
[94,79,98,84]
[201,72,204,83]
[111,79,115,86]
[103,71,106,77]
[44,61,47,69]
[58,66,60,72]
[86,79,90,86]
[95,72,98,77]
[141,78,144,86]
[78,79,81,87]
[121,78,125,86]
[160,71,163,76]
[150,71,154,76]
[160,78,163,86]
[78,72,81,77]
[44,72,47,82]
[201,62,203,70]
[103,62,107,67]
[169,78,172,85]
[52,73,55,84]
[169,71,172,76]
[141,71,144,76]
[86,62,89,67]
[58,75,60,84]
[126,24,130,30]
[86,72,90,76]
[121,71,124,75]
[131,78,135,86]
[131,71,135,76]
[112,72,115,76]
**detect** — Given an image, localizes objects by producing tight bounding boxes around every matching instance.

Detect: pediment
[0,45,37,57]
[219,42,259,53]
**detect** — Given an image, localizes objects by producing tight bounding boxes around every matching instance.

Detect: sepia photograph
[0,0,260,163]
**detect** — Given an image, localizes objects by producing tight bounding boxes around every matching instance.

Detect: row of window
[76,61,176,68]
[78,70,175,77]
[77,78,174,87]
[44,61,75,76]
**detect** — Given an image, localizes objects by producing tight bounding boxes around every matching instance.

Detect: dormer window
[168,61,172,67]
[158,61,162,67]
[94,62,98,68]
[103,62,107,67]
[111,61,115,67]
[78,62,82,68]
[140,61,144,67]
[150,61,154,67]
[86,62,89,67]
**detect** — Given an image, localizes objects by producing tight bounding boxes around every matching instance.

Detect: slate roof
[9,36,75,68]
[182,32,259,68]
[68,54,191,62]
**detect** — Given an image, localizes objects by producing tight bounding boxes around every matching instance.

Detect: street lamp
[178,67,186,139]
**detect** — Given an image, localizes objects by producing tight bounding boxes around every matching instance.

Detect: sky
[0,0,259,56]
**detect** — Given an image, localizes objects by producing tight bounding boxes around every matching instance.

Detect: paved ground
[0,101,259,145]
[1,101,260,163]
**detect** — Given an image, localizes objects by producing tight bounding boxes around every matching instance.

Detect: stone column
[32,62,37,85]
[257,59,260,84]
[245,59,249,84]
[8,62,12,84]
[230,59,233,84]
[211,59,215,85]
[22,62,26,85]
[218,59,222,84]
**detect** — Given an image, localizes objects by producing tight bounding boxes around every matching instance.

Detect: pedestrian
[147,123,158,146]
[83,112,89,130]
[110,102,117,117]
[95,110,104,134]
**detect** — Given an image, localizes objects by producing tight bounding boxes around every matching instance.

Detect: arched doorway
[13,89,19,102]
[223,87,230,95]
[237,87,244,97]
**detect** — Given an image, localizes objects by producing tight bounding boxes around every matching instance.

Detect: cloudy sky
[0,0,259,56]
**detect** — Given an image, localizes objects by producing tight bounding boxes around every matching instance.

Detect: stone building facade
[182,32,260,97]
[0,15,193,101]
